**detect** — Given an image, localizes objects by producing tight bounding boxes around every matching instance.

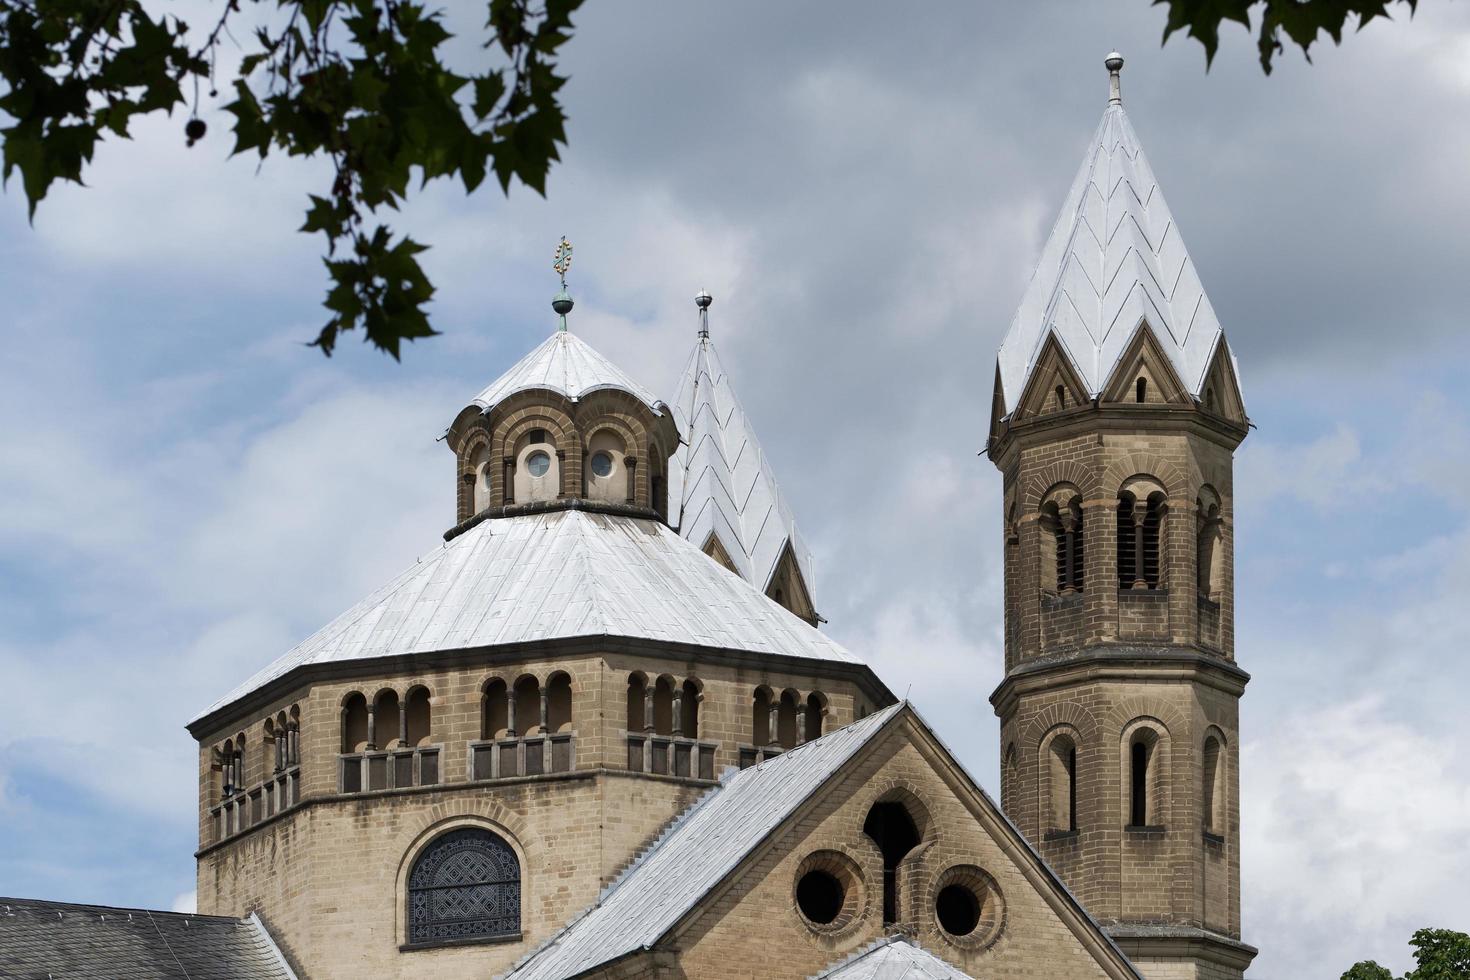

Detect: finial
[551,236,574,331]
[1105,51,1124,106]
[695,289,712,338]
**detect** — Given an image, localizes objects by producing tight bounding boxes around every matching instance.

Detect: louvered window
[1118,494,1163,589]
[407,829,521,945]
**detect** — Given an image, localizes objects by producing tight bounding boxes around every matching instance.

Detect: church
[0,55,1255,980]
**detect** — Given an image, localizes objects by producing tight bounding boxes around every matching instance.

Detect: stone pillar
[672,687,684,736]
[1131,507,1148,589]
[625,456,638,504]
[796,706,808,746]
[398,702,408,747]
[539,689,549,735]
[503,457,516,505]
[366,705,376,751]
[643,687,655,734]
[506,688,518,738]
[767,701,781,749]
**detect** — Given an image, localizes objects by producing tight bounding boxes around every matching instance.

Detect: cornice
[990,646,1250,718]
[443,497,663,542]
[1105,925,1258,970]
[987,403,1248,472]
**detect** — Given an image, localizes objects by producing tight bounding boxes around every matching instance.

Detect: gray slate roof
[501,704,903,980]
[811,936,976,979]
[471,329,667,417]
[668,330,817,607]
[995,99,1234,414]
[196,510,861,722]
[0,899,296,980]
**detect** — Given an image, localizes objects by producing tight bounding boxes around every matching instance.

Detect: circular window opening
[589,451,614,478]
[936,883,981,936]
[525,451,551,477]
[795,869,844,926]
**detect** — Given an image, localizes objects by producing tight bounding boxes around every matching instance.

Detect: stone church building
[1,56,1255,980]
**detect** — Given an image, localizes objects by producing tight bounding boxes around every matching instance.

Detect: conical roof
[472,330,666,416]
[995,97,1227,415]
[668,328,818,611]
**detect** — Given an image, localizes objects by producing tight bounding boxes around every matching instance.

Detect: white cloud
[171,890,198,914]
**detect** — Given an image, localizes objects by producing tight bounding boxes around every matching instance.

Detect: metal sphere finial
[695,289,713,338]
[694,289,712,310]
[1105,51,1125,105]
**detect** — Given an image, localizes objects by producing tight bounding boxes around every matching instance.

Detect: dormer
[444,287,680,533]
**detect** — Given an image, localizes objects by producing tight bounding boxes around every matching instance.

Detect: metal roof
[668,331,817,605]
[0,899,297,980]
[195,510,861,722]
[995,101,1229,414]
[501,704,903,980]
[811,936,976,979]
[471,330,667,416]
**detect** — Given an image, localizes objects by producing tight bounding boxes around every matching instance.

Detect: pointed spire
[994,54,1231,417]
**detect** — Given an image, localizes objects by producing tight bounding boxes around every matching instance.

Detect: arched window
[1196,488,1223,599]
[342,694,368,753]
[776,690,800,749]
[547,672,573,733]
[1202,732,1225,837]
[512,676,540,737]
[680,679,700,738]
[482,679,508,739]
[1128,727,1163,828]
[863,800,923,926]
[375,690,401,749]
[512,428,559,504]
[264,717,279,773]
[221,739,236,798]
[1041,486,1084,594]
[1045,732,1079,834]
[406,828,521,946]
[752,687,773,746]
[804,692,826,742]
[1136,377,1148,403]
[626,673,649,733]
[1055,383,1066,410]
[1118,479,1166,590]
[287,705,300,767]
[470,443,491,513]
[652,676,675,735]
[584,429,628,505]
[405,687,431,746]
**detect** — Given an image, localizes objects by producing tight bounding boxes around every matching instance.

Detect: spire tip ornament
[551,237,575,330]
[695,289,712,338]
[1105,51,1124,106]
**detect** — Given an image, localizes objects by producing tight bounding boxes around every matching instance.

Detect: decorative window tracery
[407,828,521,946]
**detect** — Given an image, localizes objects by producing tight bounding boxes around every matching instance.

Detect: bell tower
[987,54,1256,979]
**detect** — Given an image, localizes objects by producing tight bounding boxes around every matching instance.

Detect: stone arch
[751,685,775,747]
[582,417,640,505]
[512,674,541,737]
[393,809,534,949]
[372,688,402,749]
[1201,725,1228,837]
[1121,715,1173,829]
[652,674,678,736]
[804,691,828,742]
[545,671,574,734]
[404,684,432,747]
[1022,459,1101,510]
[1038,723,1083,834]
[481,676,510,739]
[626,671,650,734]
[1038,482,1086,594]
[861,785,931,927]
[1196,484,1225,598]
[776,688,801,749]
[1118,474,1169,590]
[1019,699,1100,750]
[1100,453,1186,502]
[341,691,369,753]
[680,677,704,738]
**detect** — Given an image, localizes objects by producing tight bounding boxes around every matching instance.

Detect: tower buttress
[989,54,1255,980]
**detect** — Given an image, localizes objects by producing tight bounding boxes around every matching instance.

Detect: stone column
[671,687,684,737]
[539,689,549,735]
[366,705,376,751]
[506,688,518,738]
[625,456,638,504]
[767,700,781,749]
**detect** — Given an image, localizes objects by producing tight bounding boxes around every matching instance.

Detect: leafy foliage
[0,0,582,358]
[1155,0,1418,73]
[1341,928,1470,980]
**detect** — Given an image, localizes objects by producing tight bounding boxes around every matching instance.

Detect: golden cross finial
[553,236,574,288]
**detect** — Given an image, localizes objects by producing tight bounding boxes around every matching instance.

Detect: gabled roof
[812,935,975,979]
[502,705,904,980]
[995,100,1231,415]
[471,330,667,417]
[0,898,297,980]
[668,331,817,608]
[193,510,862,724]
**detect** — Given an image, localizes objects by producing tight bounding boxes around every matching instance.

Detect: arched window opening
[1046,733,1079,833]
[264,718,279,774]
[626,673,649,733]
[470,444,491,513]
[1128,728,1163,828]
[680,679,700,738]
[776,690,800,749]
[406,828,521,946]
[804,693,826,742]
[342,693,369,753]
[752,688,773,746]
[221,739,236,798]
[1055,384,1066,410]
[863,801,922,926]
[1202,734,1225,837]
[1196,489,1223,599]
[585,429,628,505]
[1118,485,1166,590]
[512,676,541,737]
[1002,743,1018,812]
[652,676,676,736]
[374,690,402,749]
[1136,377,1148,403]
[547,673,573,733]
[1042,489,1084,594]
[513,428,559,504]
[483,679,509,739]
[287,705,301,767]
[527,428,547,445]
[405,687,432,747]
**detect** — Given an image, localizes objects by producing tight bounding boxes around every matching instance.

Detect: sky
[2,2,1469,977]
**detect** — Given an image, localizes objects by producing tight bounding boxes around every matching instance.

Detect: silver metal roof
[667,332,817,606]
[471,330,667,416]
[501,704,903,980]
[810,936,975,980]
[996,101,1230,413]
[194,510,860,722]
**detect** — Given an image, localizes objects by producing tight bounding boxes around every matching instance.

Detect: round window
[795,869,844,925]
[589,451,614,478]
[935,883,981,936]
[525,451,551,477]
[932,865,1004,948]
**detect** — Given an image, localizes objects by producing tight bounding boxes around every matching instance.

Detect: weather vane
[553,236,574,288]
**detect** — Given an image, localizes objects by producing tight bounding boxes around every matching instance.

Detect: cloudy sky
[3,2,1469,977]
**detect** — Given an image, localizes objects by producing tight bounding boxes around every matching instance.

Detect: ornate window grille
[406,828,521,946]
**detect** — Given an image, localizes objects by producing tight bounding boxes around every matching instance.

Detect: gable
[1011,333,1092,423]
[766,540,819,626]
[1199,337,1248,424]
[1099,320,1192,406]
[665,713,1140,980]
[703,532,739,574]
